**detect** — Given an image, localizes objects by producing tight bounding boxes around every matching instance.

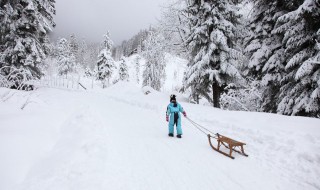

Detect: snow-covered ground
[1,82,319,190]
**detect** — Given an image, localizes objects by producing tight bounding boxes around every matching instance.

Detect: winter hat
[170,94,176,102]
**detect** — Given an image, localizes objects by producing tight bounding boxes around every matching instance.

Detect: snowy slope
[0,84,320,190]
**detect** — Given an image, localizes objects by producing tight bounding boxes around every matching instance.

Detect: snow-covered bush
[220,80,262,112]
[0,66,34,90]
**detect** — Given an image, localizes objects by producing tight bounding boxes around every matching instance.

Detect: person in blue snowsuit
[166,94,187,138]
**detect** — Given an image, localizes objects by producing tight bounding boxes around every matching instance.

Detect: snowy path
[0,84,320,190]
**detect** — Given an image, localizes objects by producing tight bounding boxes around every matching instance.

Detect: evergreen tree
[142,31,166,91]
[69,34,79,62]
[244,1,306,113]
[96,31,115,88]
[78,39,88,67]
[245,0,320,117]
[135,55,141,84]
[183,0,243,108]
[0,0,55,88]
[119,57,129,81]
[274,0,320,117]
[246,0,309,113]
[57,38,76,76]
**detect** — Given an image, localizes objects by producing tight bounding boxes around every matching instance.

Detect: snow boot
[168,133,174,137]
[177,134,182,138]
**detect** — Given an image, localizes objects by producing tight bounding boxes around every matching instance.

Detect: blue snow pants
[167,103,184,135]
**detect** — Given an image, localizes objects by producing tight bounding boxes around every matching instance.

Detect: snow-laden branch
[306,60,320,65]
[0,66,34,89]
[222,95,250,111]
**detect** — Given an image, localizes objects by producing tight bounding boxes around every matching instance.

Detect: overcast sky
[51,0,167,45]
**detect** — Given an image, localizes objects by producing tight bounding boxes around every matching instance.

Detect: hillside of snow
[1,82,320,190]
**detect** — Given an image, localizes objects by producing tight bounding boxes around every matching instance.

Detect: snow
[162,54,187,92]
[1,83,320,190]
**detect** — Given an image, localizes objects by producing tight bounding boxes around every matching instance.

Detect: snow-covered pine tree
[78,39,88,67]
[57,38,76,76]
[244,1,304,113]
[183,0,243,108]
[118,57,129,81]
[96,31,115,88]
[0,0,55,88]
[69,34,79,62]
[135,55,141,84]
[274,0,320,117]
[142,31,166,91]
[43,36,55,58]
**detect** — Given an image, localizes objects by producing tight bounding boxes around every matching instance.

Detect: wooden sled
[207,134,248,159]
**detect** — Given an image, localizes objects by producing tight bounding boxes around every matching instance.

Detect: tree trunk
[212,82,221,108]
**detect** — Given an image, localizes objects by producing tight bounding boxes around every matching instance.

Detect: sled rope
[185,117,217,138]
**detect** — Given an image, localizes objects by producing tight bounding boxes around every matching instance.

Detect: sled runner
[207,133,248,159]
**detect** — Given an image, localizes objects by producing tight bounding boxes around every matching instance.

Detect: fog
[51,0,167,45]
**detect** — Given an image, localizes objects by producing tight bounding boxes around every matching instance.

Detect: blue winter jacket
[166,102,185,126]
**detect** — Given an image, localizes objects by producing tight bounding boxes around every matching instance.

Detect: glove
[166,115,169,122]
[183,111,187,117]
